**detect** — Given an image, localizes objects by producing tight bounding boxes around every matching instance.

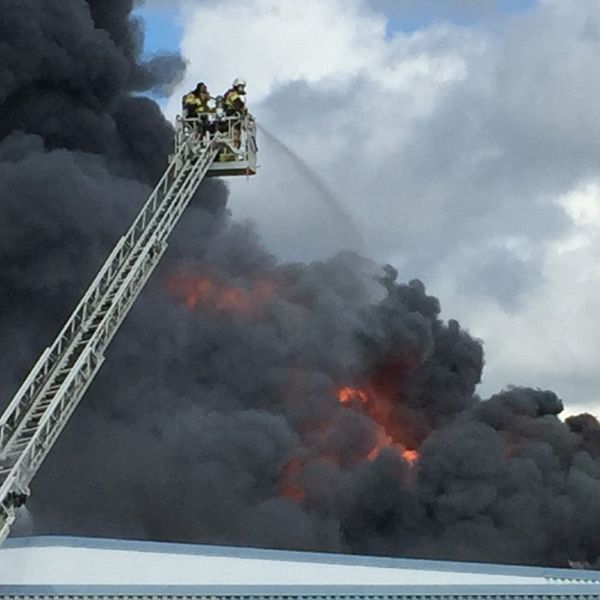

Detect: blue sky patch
[134,5,183,57]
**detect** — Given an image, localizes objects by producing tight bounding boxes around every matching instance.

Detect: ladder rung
[16,427,35,437]
[15,429,33,440]
[10,442,29,452]
[4,450,24,460]
[10,438,31,452]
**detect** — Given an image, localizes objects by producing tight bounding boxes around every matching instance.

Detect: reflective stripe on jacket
[184,93,200,107]
[184,93,213,115]
[224,89,245,113]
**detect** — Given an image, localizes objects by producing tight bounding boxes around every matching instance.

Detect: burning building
[3,0,600,581]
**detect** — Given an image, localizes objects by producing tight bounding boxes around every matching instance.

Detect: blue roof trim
[5,535,600,582]
[1,583,599,597]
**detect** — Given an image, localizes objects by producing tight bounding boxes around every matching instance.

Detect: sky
[135,0,600,417]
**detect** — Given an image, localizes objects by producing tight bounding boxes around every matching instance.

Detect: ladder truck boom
[0,112,257,543]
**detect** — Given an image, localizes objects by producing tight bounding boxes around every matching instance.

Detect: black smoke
[2,0,600,570]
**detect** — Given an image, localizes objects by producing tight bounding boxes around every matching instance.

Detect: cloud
[168,0,474,258]
[176,0,384,101]
[166,0,600,409]
[443,179,600,406]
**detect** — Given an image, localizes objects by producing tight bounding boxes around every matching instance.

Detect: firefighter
[224,78,247,116]
[224,78,247,148]
[183,82,214,140]
[183,82,212,118]
[183,82,201,118]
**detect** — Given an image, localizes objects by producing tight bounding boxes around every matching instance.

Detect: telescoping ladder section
[0,131,220,543]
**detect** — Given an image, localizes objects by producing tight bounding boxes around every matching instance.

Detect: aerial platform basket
[174,114,258,177]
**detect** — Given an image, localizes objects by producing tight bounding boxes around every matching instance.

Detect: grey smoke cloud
[218,0,600,407]
[2,0,600,570]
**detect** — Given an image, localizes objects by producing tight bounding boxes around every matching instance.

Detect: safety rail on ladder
[176,114,258,177]
[0,111,255,543]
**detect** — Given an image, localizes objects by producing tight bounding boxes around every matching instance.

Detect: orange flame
[337,386,369,406]
[336,385,420,466]
[401,448,419,465]
[166,271,278,318]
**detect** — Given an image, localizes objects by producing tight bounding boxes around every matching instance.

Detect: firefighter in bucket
[176,78,257,176]
[224,78,248,148]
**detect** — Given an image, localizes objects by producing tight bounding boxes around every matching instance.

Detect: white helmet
[233,78,246,88]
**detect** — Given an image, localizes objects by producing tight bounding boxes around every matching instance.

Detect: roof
[0,536,599,597]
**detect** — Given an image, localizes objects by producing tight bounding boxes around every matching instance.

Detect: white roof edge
[5,535,600,582]
[1,583,599,597]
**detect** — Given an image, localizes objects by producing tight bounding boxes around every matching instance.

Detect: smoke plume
[2,0,600,570]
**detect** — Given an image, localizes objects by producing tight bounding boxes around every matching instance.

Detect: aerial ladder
[0,110,258,543]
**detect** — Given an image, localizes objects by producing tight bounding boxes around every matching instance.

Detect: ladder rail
[0,131,221,542]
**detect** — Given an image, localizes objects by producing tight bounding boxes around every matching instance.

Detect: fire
[366,425,419,465]
[336,385,420,466]
[278,385,420,500]
[165,270,278,318]
[401,448,419,465]
[280,458,304,502]
[337,386,368,406]
[367,426,395,461]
